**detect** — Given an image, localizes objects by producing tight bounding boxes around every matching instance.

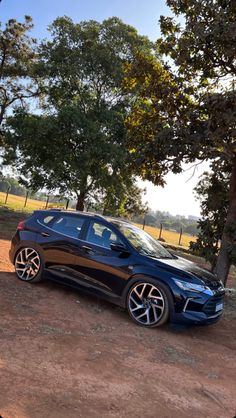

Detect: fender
[120,273,175,308]
[10,240,45,266]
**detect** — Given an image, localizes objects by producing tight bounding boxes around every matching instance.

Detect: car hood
[158,256,219,286]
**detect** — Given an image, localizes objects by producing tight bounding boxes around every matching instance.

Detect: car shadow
[0,269,209,335]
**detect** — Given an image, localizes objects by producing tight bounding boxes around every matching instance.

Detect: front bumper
[171,292,225,325]
[172,309,223,325]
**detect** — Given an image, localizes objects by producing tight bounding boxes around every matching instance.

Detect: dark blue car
[9,210,225,328]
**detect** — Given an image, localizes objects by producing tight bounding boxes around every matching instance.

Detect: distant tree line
[134,211,198,236]
[0,176,26,196]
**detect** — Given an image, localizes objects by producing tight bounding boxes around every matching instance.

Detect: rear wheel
[127,281,170,327]
[15,247,43,283]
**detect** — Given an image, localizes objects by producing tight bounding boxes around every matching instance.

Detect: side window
[86,222,122,249]
[48,215,85,239]
[119,227,141,248]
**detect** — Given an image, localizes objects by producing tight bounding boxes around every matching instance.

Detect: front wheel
[15,247,43,283]
[127,281,170,327]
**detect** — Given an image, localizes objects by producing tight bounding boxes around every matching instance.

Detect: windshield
[116,223,173,259]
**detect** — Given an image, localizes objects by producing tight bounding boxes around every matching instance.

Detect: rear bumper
[9,246,15,264]
[9,232,21,264]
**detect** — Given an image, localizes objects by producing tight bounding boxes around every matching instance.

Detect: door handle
[41,232,50,237]
[81,245,92,253]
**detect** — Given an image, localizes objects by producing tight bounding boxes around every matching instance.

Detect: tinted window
[50,215,85,239]
[86,221,122,249]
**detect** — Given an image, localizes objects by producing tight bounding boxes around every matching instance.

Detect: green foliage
[0,175,26,195]
[102,180,148,218]
[190,162,230,268]
[124,52,189,185]
[133,210,198,234]
[0,17,38,139]
[158,0,236,80]
[125,0,236,181]
[184,224,198,236]
[125,0,236,283]
[5,17,153,210]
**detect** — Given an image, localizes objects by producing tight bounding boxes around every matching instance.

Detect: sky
[0,0,172,40]
[0,0,206,217]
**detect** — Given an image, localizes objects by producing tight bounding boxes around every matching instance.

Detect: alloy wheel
[15,248,41,281]
[128,282,165,326]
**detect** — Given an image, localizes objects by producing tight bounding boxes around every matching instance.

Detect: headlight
[173,278,213,294]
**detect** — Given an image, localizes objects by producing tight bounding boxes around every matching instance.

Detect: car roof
[35,209,134,227]
[105,216,135,228]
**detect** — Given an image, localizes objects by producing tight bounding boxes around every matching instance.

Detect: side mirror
[110,243,129,254]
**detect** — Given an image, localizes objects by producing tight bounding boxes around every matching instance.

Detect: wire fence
[141,218,185,246]
[0,188,70,211]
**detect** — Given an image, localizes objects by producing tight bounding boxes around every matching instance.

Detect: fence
[0,188,71,212]
[141,217,194,248]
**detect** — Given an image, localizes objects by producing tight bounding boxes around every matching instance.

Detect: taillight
[17,220,26,231]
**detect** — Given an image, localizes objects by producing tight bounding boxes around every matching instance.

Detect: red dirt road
[0,239,236,418]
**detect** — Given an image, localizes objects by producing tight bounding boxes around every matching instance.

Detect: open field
[136,223,196,248]
[0,191,196,248]
[0,238,236,418]
[0,191,47,212]
[0,191,64,213]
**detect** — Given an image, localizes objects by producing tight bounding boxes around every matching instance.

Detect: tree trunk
[76,192,86,211]
[215,157,236,285]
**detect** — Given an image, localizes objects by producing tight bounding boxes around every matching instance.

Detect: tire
[126,280,171,328]
[14,246,44,283]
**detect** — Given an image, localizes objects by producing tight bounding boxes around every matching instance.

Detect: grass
[0,191,64,213]
[135,223,196,248]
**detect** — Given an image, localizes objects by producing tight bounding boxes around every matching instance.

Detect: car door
[72,220,134,297]
[36,212,87,284]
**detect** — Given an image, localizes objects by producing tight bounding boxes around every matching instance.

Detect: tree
[0,177,9,192]
[184,224,198,236]
[4,17,153,210]
[125,0,236,284]
[102,179,148,218]
[190,161,231,270]
[0,175,26,195]
[0,17,38,143]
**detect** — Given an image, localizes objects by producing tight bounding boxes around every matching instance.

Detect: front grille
[202,296,224,316]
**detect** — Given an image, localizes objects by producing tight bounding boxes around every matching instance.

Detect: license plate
[215,302,223,312]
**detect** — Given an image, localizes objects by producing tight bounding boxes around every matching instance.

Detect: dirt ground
[0,238,236,418]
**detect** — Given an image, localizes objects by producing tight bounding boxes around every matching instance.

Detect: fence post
[45,195,50,209]
[24,191,29,208]
[178,228,183,246]
[142,215,146,230]
[65,199,70,210]
[5,186,11,204]
[159,223,163,240]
